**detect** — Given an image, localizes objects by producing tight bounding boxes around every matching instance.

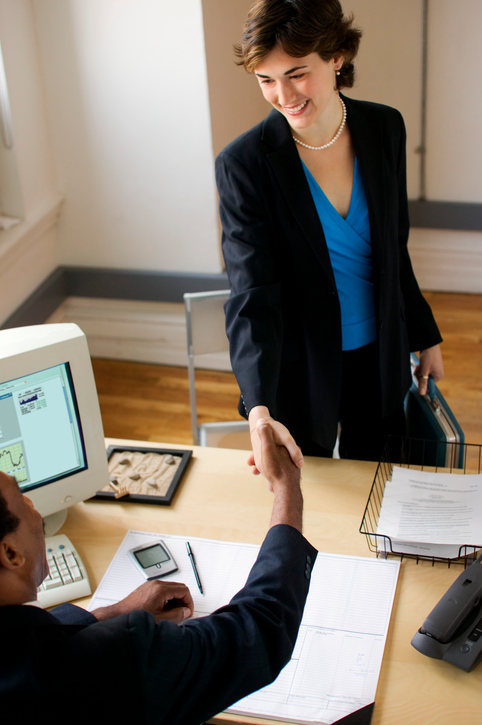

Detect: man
[0,420,317,725]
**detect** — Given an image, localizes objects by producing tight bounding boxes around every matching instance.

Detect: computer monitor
[0,323,109,535]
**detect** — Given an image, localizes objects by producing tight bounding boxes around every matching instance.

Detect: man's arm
[91,580,193,623]
[54,423,301,629]
[51,580,193,625]
[44,418,316,725]
[134,420,315,725]
[88,421,302,627]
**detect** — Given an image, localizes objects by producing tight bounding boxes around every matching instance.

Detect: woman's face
[254,45,342,133]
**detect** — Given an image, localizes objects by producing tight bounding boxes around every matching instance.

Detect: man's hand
[92,580,194,624]
[248,406,304,477]
[256,419,301,493]
[256,420,303,532]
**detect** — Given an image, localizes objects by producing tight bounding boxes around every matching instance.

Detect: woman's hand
[414,344,444,396]
[248,406,304,477]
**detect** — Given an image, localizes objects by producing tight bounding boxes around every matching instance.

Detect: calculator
[128,540,178,580]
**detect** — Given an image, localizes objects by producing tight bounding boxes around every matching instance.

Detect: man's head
[0,471,48,605]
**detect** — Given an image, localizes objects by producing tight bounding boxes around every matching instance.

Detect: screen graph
[0,441,27,483]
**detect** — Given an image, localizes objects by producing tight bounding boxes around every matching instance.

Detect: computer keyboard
[37,534,92,609]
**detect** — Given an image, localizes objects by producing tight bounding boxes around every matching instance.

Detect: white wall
[344,0,482,205]
[411,0,482,292]
[0,0,61,324]
[32,0,221,273]
[426,0,482,203]
[342,0,423,199]
[202,0,269,158]
[340,0,482,292]
[1,0,481,332]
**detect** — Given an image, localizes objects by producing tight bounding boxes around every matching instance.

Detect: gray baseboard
[63,267,229,302]
[408,200,482,231]
[1,266,229,329]
[1,268,68,330]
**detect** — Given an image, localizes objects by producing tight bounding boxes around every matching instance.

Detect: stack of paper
[90,530,400,724]
[377,466,482,557]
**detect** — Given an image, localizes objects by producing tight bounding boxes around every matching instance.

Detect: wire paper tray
[360,436,482,568]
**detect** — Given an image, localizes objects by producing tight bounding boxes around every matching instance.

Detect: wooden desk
[62,438,482,725]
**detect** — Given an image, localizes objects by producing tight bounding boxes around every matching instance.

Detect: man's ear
[0,538,26,571]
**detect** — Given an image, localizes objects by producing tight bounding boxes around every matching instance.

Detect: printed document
[377,466,482,555]
[90,530,400,724]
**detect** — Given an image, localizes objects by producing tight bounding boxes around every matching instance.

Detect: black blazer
[0,525,316,725]
[215,95,442,449]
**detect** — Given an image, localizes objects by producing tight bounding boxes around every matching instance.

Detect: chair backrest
[182,290,261,451]
[184,290,231,358]
[184,290,232,443]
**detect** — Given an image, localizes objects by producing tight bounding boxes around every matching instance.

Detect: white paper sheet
[379,537,463,559]
[230,553,399,724]
[89,530,258,617]
[90,531,400,725]
[377,466,482,548]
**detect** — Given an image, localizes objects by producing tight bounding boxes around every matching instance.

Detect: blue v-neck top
[302,158,377,351]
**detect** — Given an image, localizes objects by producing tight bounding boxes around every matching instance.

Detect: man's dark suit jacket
[215,96,442,450]
[0,524,316,725]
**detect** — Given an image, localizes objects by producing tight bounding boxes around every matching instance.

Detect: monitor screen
[0,362,87,493]
[0,323,109,534]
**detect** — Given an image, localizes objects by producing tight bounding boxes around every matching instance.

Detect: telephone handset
[411,553,482,671]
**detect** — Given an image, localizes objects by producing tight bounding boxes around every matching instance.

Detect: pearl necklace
[292,97,347,151]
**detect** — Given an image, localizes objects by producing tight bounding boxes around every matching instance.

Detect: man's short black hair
[0,487,20,540]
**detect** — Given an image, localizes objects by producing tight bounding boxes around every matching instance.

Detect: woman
[215,0,443,472]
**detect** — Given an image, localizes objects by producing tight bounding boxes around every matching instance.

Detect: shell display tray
[93,446,192,505]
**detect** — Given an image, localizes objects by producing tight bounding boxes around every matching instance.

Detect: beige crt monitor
[0,323,109,534]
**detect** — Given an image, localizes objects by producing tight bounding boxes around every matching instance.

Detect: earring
[334,70,340,91]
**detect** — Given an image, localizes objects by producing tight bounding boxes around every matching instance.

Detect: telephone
[411,553,482,672]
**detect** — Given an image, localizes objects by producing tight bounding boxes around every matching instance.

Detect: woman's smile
[283,100,309,115]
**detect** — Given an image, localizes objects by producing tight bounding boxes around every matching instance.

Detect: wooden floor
[92,291,482,448]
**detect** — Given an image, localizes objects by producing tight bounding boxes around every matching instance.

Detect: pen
[186,541,203,594]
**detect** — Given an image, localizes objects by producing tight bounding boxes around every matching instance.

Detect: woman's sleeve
[215,149,284,417]
[394,113,443,351]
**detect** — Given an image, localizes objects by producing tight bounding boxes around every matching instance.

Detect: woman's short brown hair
[235,0,362,89]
